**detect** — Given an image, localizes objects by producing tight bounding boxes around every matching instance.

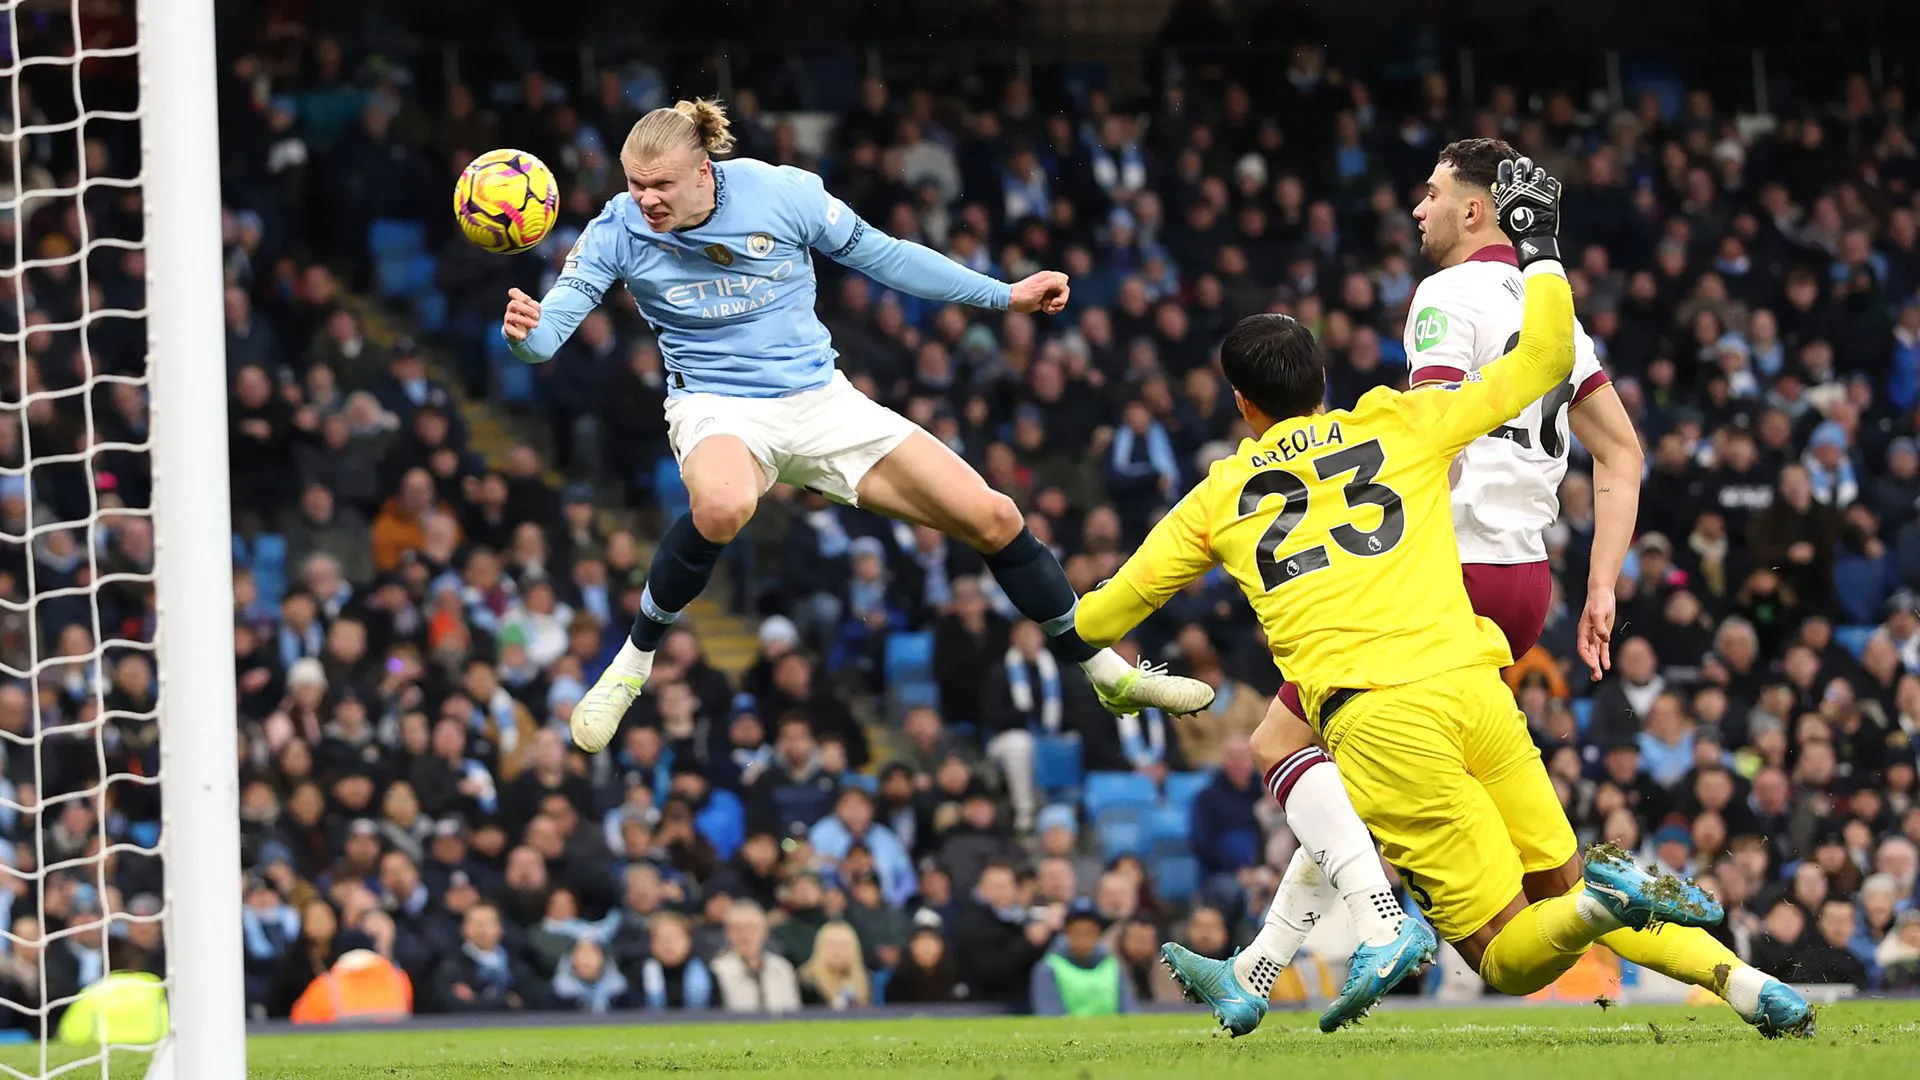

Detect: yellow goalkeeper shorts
[1313,664,1578,942]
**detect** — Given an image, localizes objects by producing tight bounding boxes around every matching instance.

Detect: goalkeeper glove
[1492,155,1563,270]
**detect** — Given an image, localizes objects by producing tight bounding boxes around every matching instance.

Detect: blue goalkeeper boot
[1319,917,1437,1032]
[1581,843,1723,930]
[1746,977,1816,1039]
[1159,943,1267,1037]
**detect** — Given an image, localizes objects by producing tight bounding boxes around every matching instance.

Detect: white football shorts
[663,370,917,506]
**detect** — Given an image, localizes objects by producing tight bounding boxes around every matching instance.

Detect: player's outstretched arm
[1426,157,1575,455]
[823,218,1018,310]
[1570,384,1644,679]
[1075,479,1217,649]
[783,166,1043,312]
[504,206,622,364]
[502,282,597,364]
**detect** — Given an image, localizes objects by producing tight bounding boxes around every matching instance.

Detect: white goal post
[142,0,247,1075]
[0,0,244,1076]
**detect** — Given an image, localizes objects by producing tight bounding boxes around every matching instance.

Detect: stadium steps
[345,298,764,676]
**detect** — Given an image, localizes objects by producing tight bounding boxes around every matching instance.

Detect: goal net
[1,1,242,1077]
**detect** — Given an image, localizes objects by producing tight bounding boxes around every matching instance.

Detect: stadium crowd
[6,8,1920,1027]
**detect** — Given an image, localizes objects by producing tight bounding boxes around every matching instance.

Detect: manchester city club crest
[746,232,775,258]
[701,243,734,267]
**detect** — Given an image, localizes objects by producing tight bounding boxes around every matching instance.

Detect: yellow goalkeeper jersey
[1077,269,1577,711]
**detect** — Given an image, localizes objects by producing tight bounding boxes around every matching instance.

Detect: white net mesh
[0,0,169,1074]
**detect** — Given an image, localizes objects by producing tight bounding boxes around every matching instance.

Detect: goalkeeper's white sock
[1266,749,1405,946]
[1081,647,1133,688]
[1233,845,1329,997]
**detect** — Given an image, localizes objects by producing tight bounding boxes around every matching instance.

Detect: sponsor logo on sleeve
[1411,307,1450,352]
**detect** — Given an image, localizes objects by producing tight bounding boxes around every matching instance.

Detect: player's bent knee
[1248,704,1315,773]
[965,492,1027,552]
[689,491,757,544]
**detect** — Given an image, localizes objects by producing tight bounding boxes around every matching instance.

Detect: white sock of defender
[1233,846,1329,996]
[605,638,655,683]
[1081,647,1133,688]
[1724,964,1769,1020]
[1269,749,1405,947]
[1572,891,1626,933]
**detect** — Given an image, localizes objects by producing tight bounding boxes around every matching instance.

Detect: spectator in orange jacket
[371,468,452,573]
[289,949,413,1024]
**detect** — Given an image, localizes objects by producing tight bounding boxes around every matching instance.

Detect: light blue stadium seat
[884,631,935,684]
[1144,805,1188,846]
[1153,854,1200,902]
[1100,818,1146,862]
[1835,625,1877,659]
[1571,697,1594,734]
[368,219,427,258]
[250,533,288,602]
[1035,735,1084,794]
[1162,771,1209,814]
[127,821,161,851]
[1084,771,1157,819]
[653,457,690,519]
[376,252,439,300]
[415,290,448,334]
[891,679,940,710]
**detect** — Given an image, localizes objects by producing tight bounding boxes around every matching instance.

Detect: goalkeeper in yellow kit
[1078,158,1723,1026]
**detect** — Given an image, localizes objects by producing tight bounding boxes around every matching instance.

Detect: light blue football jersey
[507,158,1011,398]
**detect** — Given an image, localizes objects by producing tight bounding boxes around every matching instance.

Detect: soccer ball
[453,149,560,254]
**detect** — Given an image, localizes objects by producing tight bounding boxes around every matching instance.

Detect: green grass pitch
[4,1001,1913,1078]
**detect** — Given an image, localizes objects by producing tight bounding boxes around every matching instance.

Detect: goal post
[142,0,247,1075]
[0,0,244,1074]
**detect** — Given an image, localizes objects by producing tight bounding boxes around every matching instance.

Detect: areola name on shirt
[1248,420,1346,467]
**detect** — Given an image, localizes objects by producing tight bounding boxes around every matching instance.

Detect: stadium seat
[250,533,288,602]
[1099,818,1146,861]
[1153,854,1201,902]
[1836,625,1877,659]
[376,252,438,300]
[368,219,427,258]
[1571,697,1593,734]
[1084,771,1157,819]
[891,679,940,711]
[127,821,161,851]
[414,290,448,335]
[653,458,690,520]
[1034,734,1084,794]
[1144,805,1188,846]
[1162,771,1210,814]
[884,631,936,685]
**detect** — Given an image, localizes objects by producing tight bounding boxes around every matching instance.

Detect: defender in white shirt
[1226,139,1810,1042]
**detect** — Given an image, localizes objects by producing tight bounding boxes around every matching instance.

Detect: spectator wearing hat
[1030,898,1133,1017]
[1869,437,1920,525]
[887,912,963,1003]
